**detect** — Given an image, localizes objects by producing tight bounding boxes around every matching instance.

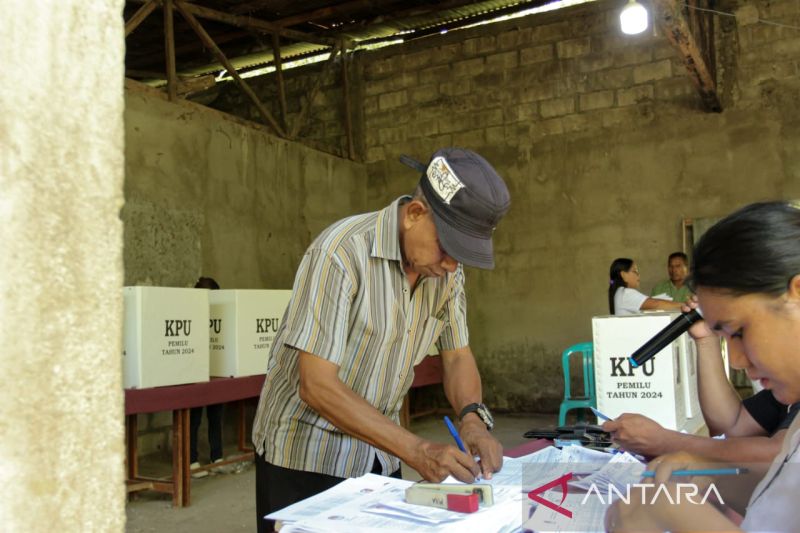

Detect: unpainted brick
[419,64,452,85]
[739,60,798,86]
[516,103,540,122]
[530,21,571,43]
[579,90,615,111]
[557,37,591,59]
[486,125,504,144]
[633,60,672,84]
[452,129,485,147]
[471,108,504,128]
[578,54,614,73]
[486,50,519,71]
[436,43,463,65]
[520,44,554,65]
[402,50,434,71]
[365,146,385,163]
[612,47,654,67]
[452,57,485,78]
[533,117,565,137]
[653,76,694,100]
[587,66,633,90]
[539,96,575,118]
[521,81,557,103]
[438,115,472,134]
[378,90,408,111]
[407,119,439,139]
[475,35,497,54]
[616,84,654,106]
[364,56,398,79]
[440,80,472,96]
[409,85,439,104]
[569,13,610,35]
[498,30,521,50]
[378,126,406,145]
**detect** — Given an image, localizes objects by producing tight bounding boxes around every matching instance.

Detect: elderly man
[252,148,510,532]
[650,251,691,303]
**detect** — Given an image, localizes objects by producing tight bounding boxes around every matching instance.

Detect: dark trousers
[189,403,224,463]
[255,453,402,533]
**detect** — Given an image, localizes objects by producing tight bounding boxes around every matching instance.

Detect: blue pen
[641,468,748,478]
[444,416,467,453]
[590,407,612,422]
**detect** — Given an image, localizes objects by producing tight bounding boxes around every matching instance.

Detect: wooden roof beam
[178,1,337,47]
[654,0,721,112]
[174,0,287,137]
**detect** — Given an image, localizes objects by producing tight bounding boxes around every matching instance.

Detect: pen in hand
[590,407,613,422]
[444,415,467,453]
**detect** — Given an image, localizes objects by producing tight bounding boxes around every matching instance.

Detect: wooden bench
[400,354,444,428]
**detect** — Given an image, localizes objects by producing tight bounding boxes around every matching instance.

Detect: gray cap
[400,148,510,269]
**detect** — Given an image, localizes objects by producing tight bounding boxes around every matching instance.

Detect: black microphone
[629,309,703,368]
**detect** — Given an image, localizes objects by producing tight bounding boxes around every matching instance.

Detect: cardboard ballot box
[123,286,210,389]
[593,312,697,431]
[208,290,292,378]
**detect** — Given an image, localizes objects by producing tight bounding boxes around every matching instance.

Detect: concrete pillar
[0,1,125,530]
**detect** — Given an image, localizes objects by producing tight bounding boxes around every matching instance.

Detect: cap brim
[430,210,495,270]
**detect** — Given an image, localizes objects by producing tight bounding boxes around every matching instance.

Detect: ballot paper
[523,490,610,533]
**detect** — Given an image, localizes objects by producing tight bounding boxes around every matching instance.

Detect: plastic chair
[558,342,596,426]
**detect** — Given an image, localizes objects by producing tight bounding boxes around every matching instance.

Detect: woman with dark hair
[608,257,684,315]
[607,201,800,531]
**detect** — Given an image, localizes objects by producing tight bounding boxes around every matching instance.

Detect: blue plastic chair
[558,342,596,426]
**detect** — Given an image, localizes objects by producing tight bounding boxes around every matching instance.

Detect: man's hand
[602,413,673,457]
[459,416,503,479]
[408,438,481,483]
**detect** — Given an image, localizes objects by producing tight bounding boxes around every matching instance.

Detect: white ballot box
[123,286,210,389]
[593,312,698,431]
[208,289,292,377]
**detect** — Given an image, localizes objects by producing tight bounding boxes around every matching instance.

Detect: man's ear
[405,199,429,222]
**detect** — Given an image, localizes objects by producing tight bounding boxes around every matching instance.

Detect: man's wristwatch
[459,403,494,431]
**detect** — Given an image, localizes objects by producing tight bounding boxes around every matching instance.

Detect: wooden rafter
[125,0,157,37]
[164,0,178,101]
[178,1,337,47]
[654,0,721,112]
[174,0,287,137]
[290,40,343,140]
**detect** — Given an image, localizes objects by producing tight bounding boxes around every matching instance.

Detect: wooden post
[290,41,342,140]
[174,0,286,137]
[654,0,721,112]
[164,0,178,101]
[341,47,355,160]
[271,33,288,131]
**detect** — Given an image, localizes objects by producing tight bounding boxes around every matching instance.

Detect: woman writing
[607,201,800,531]
[609,258,684,315]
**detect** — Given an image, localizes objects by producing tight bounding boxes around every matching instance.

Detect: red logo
[527,472,572,518]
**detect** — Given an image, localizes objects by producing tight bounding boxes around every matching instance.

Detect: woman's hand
[681,296,715,340]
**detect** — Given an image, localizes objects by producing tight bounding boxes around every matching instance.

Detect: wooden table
[125,374,266,507]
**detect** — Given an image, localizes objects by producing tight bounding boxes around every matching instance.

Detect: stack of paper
[268,446,645,533]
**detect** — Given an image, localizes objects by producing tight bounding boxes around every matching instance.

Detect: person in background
[608,258,684,315]
[251,148,509,533]
[606,201,800,532]
[190,276,224,478]
[650,251,692,303]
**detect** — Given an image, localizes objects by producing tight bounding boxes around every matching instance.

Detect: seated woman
[607,201,800,531]
[608,258,684,315]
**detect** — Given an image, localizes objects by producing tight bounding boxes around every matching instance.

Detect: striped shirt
[251,196,469,478]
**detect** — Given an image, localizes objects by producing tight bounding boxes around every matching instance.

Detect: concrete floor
[125,412,557,532]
